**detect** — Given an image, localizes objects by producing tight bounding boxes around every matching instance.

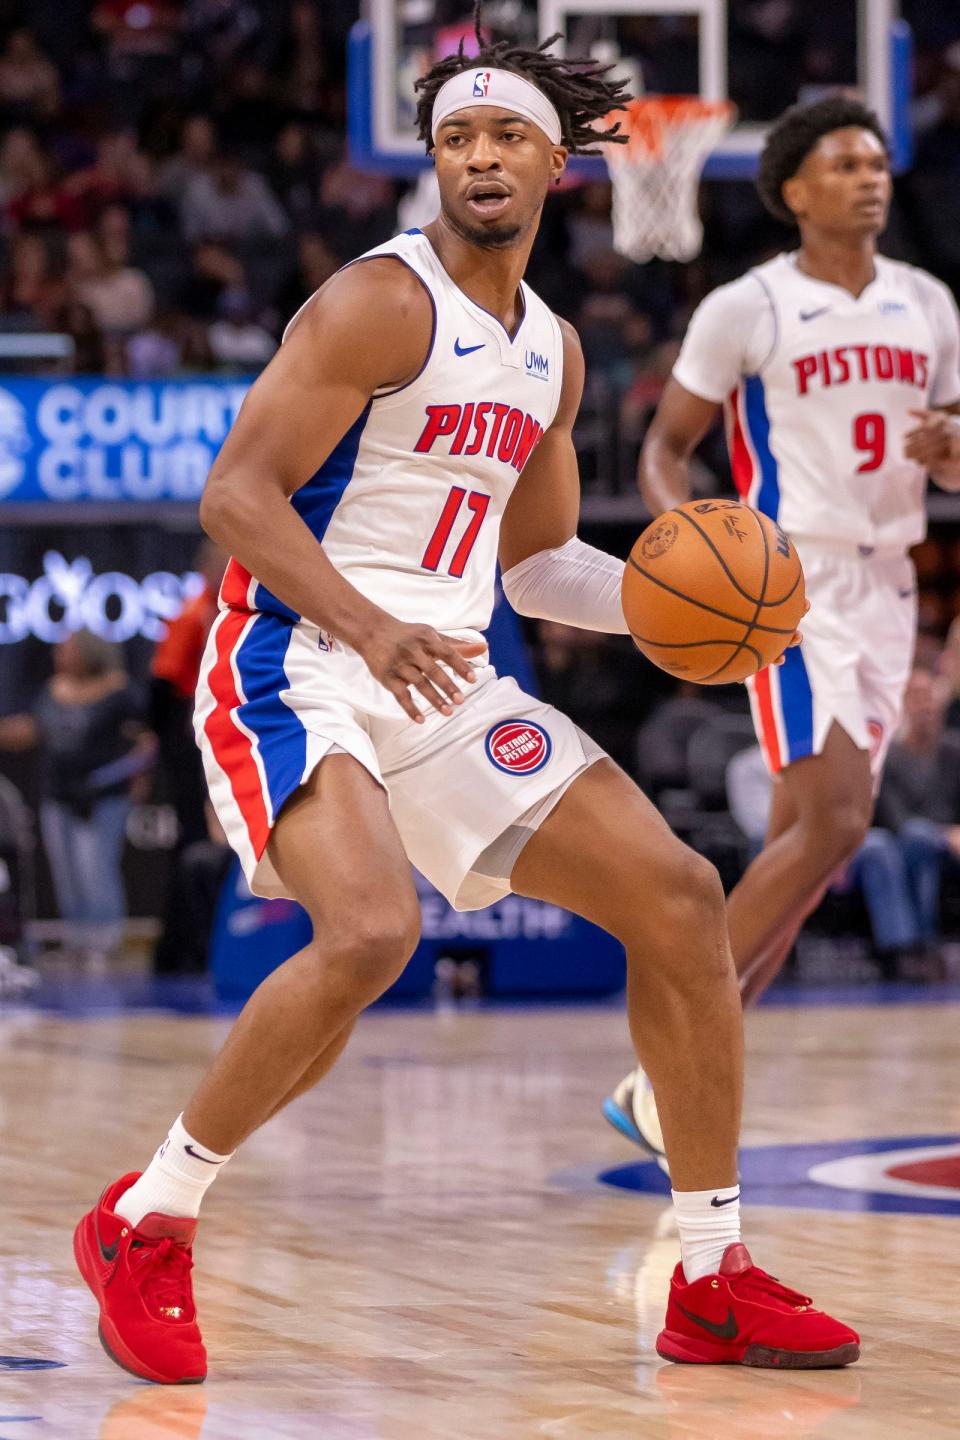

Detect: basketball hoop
[603,97,736,264]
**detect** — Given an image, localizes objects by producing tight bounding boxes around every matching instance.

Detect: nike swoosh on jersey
[799,306,831,322]
[454,338,485,356]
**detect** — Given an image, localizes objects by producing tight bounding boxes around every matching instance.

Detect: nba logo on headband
[472,71,491,98]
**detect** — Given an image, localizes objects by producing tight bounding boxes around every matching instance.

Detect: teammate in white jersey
[74,17,857,1382]
[605,96,960,1162]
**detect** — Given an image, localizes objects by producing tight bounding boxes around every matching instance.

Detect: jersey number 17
[422,486,491,577]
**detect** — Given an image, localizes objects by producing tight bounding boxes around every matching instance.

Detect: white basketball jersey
[220,228,564,637]
[673,252,960,553]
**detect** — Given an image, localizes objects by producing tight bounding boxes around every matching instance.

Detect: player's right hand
[357,619,486,723]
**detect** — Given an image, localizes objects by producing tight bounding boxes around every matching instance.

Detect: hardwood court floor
[2,991,960,1438]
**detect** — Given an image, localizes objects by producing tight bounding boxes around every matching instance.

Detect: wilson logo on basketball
[484,719,552,775]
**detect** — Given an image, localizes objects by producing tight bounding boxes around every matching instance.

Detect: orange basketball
[622,499,806,685]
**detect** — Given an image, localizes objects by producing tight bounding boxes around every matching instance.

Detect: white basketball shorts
[194,611,605,910]
[746,539,917,781]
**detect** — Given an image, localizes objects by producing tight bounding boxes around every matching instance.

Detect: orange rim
[606,96,736,159]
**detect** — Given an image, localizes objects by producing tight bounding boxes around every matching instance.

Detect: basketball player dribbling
[74,15,858,1382]
[605,96,960,1163]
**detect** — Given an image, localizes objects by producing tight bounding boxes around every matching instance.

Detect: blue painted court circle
[598,1134,960,1216]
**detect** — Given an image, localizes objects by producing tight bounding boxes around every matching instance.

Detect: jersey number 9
[853,412,886,474]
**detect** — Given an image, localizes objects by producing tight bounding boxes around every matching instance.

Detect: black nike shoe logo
[184,1144,224,1165]
[711,1192,740,1207]
[96,1221,121,1264]
[675,1300,739,1340]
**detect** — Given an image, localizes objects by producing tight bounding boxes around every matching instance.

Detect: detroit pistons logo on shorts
[485,719,552,775]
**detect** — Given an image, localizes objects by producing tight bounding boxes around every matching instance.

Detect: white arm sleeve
[672,273,777,403]
[501,537,629,634]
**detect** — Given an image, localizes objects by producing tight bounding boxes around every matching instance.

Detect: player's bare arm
[905,401,960,490]
[638,377,720,516]
[200,260,484,723]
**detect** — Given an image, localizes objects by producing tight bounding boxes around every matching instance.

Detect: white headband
[430,67,562,147]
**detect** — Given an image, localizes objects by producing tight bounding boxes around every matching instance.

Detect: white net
[604,98,736,264]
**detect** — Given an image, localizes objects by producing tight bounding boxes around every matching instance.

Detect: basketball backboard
[348,0,912,182]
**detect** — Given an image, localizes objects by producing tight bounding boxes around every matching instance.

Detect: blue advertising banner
[0,377,252,503]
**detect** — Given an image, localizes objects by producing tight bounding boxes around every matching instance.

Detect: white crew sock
[671,1184,741,1282]
[116,1114,234,1227]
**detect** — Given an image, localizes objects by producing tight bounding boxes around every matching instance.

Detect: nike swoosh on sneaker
[96,1220,121,1264]
[454,338,485,357]
[711,1192,740,1207]
[675,1300,739,1339]
[799,306,831,322]
[184,1144,224,1165]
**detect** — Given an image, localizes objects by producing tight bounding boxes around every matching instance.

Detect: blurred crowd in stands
[0,3,957,410]
[3,1,960,987]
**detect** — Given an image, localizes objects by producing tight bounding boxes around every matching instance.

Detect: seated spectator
[0,126,46,208]
[7,152,84,232]
[315,158,396,254]
[0,630,155,964]
[216,59,282,161]
[153,801,231,975]
[279,0,324,116]
[150,539,230,974]
[153,112,216,205]
[0,28,60,122]
[67,221,154,335]
[65,131,151,224]
[874,667,960,963]
[0,230,67,328]
[55,300,107,373]
[92,0,182,77]
[150,537,226,848]
[275,231,340,319]
[180,151,289,245]
[267,122,321,226]
[206,287,276,370]
[126,305,191,377]
[938,612,960,726]
[728,740,937,977]
[178,240,245,321]
[184,0,261,74]
[567,180,616,266]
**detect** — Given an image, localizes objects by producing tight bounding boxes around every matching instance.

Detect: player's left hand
[770,596,809,668]
[759,596,805,673]
[904,408,960,470]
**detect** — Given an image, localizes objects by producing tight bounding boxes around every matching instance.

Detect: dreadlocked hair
[415,0,631,155]
[757,94,888,226]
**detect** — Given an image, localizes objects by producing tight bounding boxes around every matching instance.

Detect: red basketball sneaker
[74,1173,206,1384]
[657,1243,860,1368]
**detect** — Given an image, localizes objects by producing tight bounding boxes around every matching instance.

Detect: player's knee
[660,846,726,936]
[318,903,421,1006]
[807,801,871,871]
